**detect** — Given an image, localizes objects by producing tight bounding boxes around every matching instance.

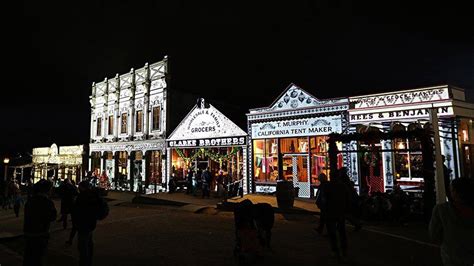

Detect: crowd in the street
[1,175,109,266]
[2,166,473,266]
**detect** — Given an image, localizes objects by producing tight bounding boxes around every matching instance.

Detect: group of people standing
[176,167,231,198]
[314,167,474,265]
[22,178,109,266]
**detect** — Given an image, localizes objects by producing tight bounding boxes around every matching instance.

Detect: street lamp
[3,157,10,181]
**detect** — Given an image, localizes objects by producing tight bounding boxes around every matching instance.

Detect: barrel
[276,180,295,209]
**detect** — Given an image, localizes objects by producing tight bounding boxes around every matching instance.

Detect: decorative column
[88,151,92,172]
[99,151,104,175]
[381,139,394,192]
[114,74,120,141]
[142,150,147,194]
[166,148,171,191]
[127,152,132,191]
[242,146,248,194]
[144,63,150,139]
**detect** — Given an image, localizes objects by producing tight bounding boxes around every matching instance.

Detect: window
[394,138,423,179]
[152,106,160,130]
[148,151,162,185]
[136,110,143,132]
[280,137,309,153]
[121,113,127,134]
[253,139,279,183]
[108,116,114,135]
[96,117,102,137]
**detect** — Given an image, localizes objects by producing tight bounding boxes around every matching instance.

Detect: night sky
[3,1,473,161]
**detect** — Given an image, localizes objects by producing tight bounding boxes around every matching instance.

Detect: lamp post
[3,157,10,182]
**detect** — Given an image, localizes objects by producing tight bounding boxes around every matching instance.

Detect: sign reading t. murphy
[251,116,342,139]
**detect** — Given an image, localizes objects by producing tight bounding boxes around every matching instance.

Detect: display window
[280,137,309,153]
[394,137,423,179]
[253,139,279,183]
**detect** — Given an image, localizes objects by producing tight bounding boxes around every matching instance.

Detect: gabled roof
[167,99,247,141]
[249,83,348,114]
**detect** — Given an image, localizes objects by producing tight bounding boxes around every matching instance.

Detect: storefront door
[283,154,310,198]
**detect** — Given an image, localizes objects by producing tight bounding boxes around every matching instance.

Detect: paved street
[0,192,442,266]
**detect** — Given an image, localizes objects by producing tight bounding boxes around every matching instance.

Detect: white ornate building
[89,57,168,193]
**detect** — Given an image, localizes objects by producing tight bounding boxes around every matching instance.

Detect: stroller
[233,200,274,264]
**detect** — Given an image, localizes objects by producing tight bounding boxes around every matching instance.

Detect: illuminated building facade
[247,84,349,198]
[348,85,474,194]
[32,143,87,185]
[89,57,168,193]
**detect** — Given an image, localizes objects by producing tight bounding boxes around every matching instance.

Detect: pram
[233,200,274,264]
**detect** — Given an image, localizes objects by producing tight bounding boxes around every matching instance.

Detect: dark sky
[2,1,474,160]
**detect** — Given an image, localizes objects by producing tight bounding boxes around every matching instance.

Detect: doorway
[283,154,310,198]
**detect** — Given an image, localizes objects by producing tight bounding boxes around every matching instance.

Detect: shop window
[253,139,278,183]
[171,149,186,180]
[280,137,309,153]
[121,113,127,134]
[394,138,423,179]
[152,106,161,130]
[148,151,162,185]
[136,110,143,133]
[108,116,114,135]
[309,136,343,184]
[96,118,102,137]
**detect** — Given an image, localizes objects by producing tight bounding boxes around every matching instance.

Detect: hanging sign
[251,116,342,139]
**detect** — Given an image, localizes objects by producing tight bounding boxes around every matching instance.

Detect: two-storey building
[89,57,168,193]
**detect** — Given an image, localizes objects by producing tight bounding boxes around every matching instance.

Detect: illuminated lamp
[397,141,406,150]
[462,129,469,142]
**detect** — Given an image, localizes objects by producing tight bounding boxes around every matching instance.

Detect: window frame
[152,106,161,131]
[121,113,128,134]
[135,110,143,133]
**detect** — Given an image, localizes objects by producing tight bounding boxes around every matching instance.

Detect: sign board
[349,106,454,123]
[168,136,246,148]
[251,116,342,139]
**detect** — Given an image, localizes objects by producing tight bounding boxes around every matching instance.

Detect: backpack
[96,197,109,220]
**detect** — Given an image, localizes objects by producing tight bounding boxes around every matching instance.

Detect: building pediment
[250,83,348,115]
[167,98,247,142]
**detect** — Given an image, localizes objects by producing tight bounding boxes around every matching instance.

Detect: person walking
[315,173,329,235]
[58,178,78,229]
[325,170,351,262]
[186,169,193,195]
[23,179,57,266]
[72,181,109,266]
[442,155,453,202]
[201,168,211,198]
[12,180,23,217]
[429,177,474,266]
[339,168,362,231]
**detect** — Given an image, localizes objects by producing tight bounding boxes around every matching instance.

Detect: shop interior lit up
[253,136,343,196]
[170,147,244,185]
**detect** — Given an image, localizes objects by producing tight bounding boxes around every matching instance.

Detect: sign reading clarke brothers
[251,116,342,139]
[167,99,248,148]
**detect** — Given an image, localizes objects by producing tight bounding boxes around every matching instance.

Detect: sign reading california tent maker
[251,116,342,139]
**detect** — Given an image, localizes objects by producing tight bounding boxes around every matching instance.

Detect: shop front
[348,85,474,194]
[247,84,349,198]
[166,99,248,194]
[89,141,166,193]
[32,144,87,185]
